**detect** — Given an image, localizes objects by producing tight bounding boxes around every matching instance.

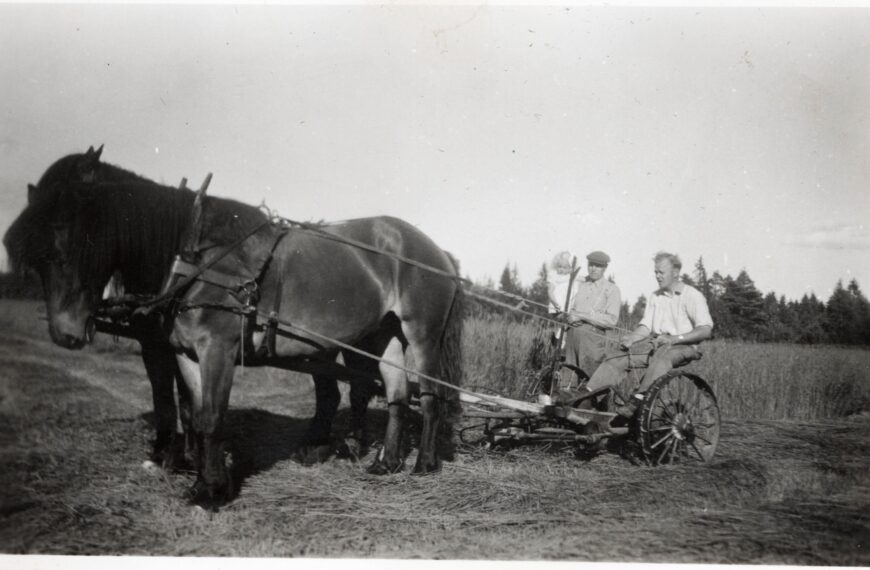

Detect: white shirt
[640,282,714,337]
[549,273,577,313]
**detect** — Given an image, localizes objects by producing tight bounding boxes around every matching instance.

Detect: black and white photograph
[0,1,868,564]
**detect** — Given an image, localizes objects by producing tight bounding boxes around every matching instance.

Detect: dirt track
[0,305,869,562]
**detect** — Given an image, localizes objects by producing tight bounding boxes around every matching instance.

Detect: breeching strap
[250,307,518,408]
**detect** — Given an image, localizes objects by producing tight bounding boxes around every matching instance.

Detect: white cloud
[785,224,870,250]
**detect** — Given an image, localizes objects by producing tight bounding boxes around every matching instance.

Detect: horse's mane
[36,152,151,189]
[6,148,273,295]
[6,181,273,295]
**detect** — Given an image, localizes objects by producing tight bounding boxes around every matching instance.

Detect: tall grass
[6,300,869,421]
[463,315,870,421]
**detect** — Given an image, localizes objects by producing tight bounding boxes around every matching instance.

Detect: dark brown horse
[5,148,464,507]
[5,146,197,469]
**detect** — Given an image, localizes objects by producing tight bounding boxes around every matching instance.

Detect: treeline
[481,258,870,347]
[5,254,869,346]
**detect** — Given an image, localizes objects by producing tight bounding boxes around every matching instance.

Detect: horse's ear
[85,144,103,159]
[78,144,104,183]
[27,183,37,205]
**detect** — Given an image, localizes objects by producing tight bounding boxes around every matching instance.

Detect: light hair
[550,251,575,273]
[653,251,682,271]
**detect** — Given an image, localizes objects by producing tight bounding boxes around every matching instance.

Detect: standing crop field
[463,314,870,422]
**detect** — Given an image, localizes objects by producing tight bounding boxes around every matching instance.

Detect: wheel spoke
[655,439,671,464]
[692,433,715,446]
[662,436,680,464]
[650,410,677,424]
[688,440,708,462]
[650,431,674,450]
[654,401,678,421]
[649,425,673,433]
[670,438,684,464]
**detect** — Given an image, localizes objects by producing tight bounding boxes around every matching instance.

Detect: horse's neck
[108,188,191,294]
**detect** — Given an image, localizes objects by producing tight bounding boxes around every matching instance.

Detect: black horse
[5,146,198,469]
[4,148,464,507]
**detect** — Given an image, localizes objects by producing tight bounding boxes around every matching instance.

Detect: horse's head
[29,145,105,204]
[5,179,113,350]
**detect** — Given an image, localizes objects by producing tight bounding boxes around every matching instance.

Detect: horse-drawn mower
[458,365,721,466]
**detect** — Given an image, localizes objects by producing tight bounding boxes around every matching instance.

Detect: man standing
[560,250,621,388]
[584,251,713,417]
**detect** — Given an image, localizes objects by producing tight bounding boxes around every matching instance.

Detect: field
[1,299,869,562]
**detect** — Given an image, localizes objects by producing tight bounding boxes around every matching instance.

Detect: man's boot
[556,386,595,409]
[615,393,645,418]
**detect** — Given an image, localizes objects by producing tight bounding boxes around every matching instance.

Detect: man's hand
[618,335,636,351]
[653,334,678,348]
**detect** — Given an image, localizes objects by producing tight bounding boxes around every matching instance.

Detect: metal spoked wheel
[637,371,720,465]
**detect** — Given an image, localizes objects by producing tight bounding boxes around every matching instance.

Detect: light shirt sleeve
[639,296,654,331]
[685,286,714,329]
[598,282,621,326]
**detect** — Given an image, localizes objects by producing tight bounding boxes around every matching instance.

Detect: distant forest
[484,257,870,347]
[3,254,869,347]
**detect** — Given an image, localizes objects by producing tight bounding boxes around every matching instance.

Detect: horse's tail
[436,277,465,459]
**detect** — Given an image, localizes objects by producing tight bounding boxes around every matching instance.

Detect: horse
[5,148,464,508]
[4,146,198,470]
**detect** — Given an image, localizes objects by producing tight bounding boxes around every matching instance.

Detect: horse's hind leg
[140,340,179,469]
[294,375,339,465]
[367,337,409,475]
[405,337,444,474]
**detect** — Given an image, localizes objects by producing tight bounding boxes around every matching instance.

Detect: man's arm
[569,284,622,328]
[654,325,712,347]
[619,324,651,350]
[655,288,713,347]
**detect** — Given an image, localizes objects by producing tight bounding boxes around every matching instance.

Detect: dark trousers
[559,323,610,389]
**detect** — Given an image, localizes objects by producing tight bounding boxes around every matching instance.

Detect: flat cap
[586,251,611,265]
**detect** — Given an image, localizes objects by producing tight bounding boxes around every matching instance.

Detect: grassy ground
[1,300,869,561]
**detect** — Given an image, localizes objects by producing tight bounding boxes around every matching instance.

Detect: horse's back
[258,215,457,350]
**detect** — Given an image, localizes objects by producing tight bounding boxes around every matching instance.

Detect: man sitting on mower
[570,251,713,418]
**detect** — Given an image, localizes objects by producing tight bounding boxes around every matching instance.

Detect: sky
[1,3,868,305]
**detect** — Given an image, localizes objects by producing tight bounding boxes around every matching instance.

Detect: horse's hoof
[412,459,441,475]
[335,437,368,461]
[187,480,209,503]
[292,444,332,466]
[366,459,403,475]
[186,480,228,512]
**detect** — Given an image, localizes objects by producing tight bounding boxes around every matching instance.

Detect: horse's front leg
[176,345,236,509]
[139,340,179,469]
[293,375,339,465]
[368,337,408,475]
[175,366,197,470]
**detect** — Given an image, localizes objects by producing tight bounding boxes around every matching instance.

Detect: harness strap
[167,257,253,291]
[256,268,284,359]
[134,219,275,316]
